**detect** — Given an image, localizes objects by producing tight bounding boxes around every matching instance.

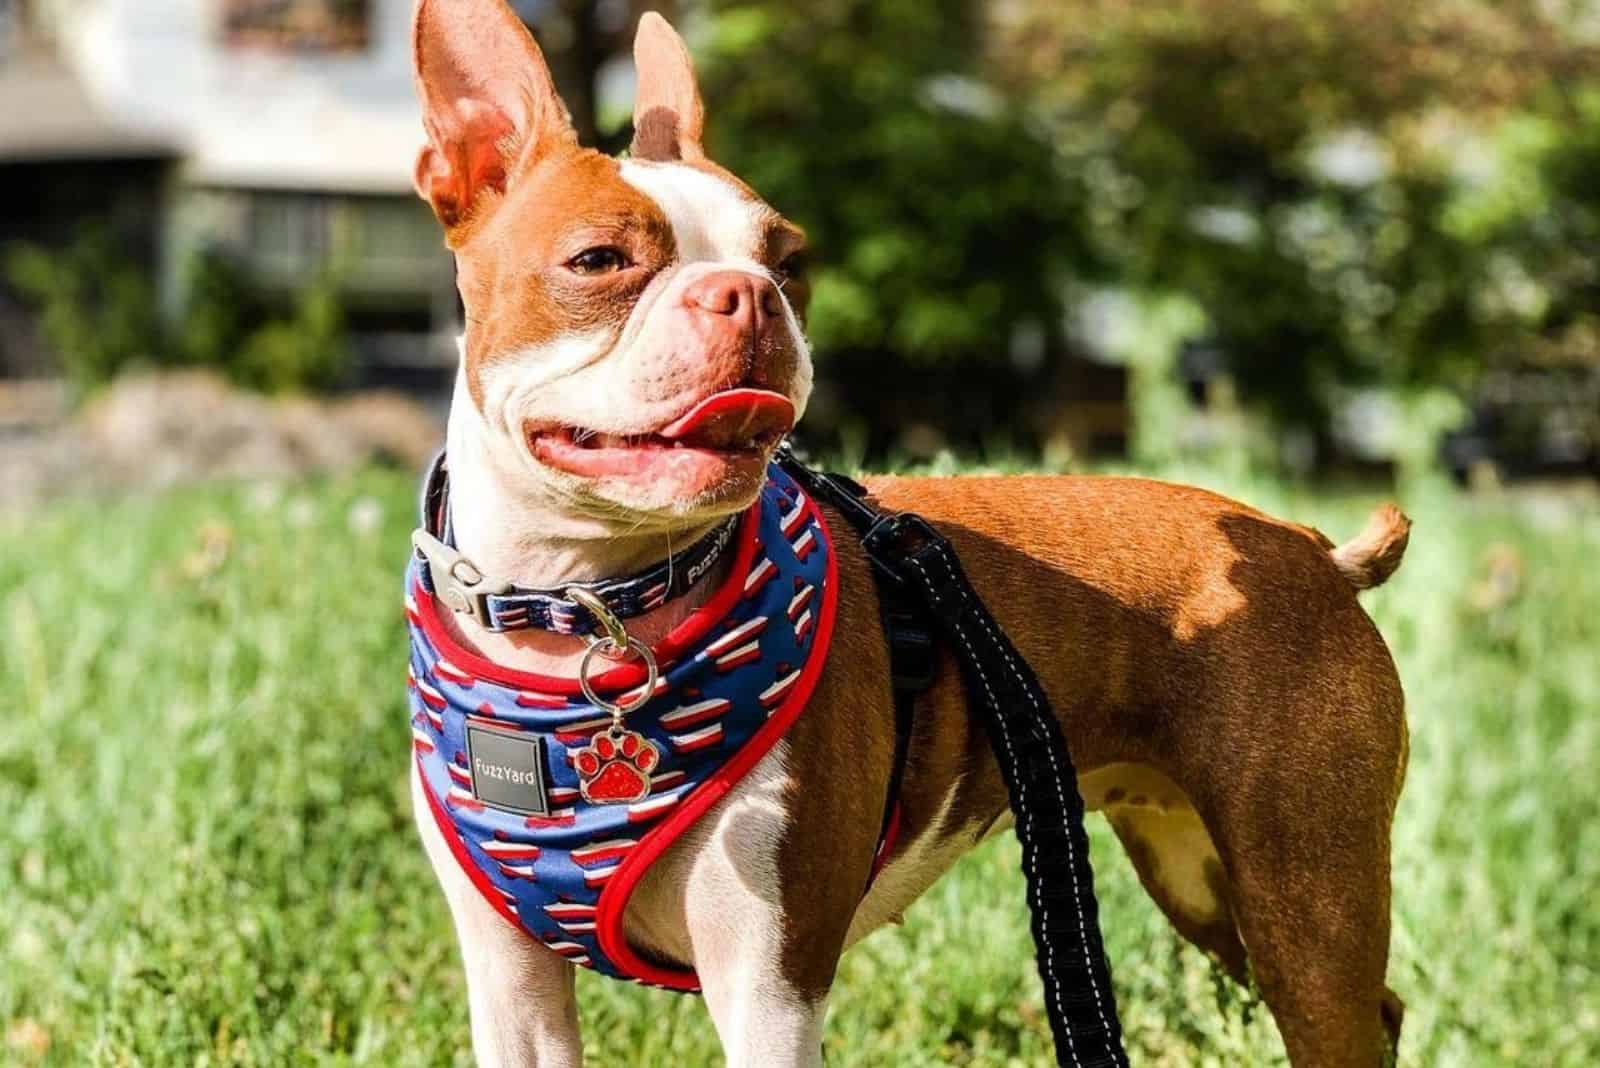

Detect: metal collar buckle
[411,529,511,629]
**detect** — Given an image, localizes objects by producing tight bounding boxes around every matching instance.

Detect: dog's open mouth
[528,389,796,484]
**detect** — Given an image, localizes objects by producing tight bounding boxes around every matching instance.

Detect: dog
[404,3,1413,1065]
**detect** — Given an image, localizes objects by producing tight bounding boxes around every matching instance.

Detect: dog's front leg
[664,744,856,1068]
[411,766,584,1068]
[701,968,827,1068]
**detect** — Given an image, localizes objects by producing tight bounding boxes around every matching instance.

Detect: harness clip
[861,513,943,582]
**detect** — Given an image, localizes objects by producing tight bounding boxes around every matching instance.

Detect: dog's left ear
[631,13,706,162]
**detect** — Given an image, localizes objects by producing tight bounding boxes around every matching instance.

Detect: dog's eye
[566,247,630,275]
[775,251,809,284]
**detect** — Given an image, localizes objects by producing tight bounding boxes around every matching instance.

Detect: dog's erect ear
[411,0,575,230]
[631,13,706,162]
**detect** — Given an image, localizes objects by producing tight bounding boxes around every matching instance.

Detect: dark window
[219,0,370,53]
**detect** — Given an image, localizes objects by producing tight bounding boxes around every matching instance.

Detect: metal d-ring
[565,586,631,653]
[577,635,659,720]
[567,586,658,721]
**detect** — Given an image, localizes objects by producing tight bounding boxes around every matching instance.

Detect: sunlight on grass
[1,467,1596,1065]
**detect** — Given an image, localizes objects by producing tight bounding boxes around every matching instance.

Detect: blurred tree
[518,0,678,148]
[691,0,1097,454]
[991,0,1600,453]
[1484,95,1600,374]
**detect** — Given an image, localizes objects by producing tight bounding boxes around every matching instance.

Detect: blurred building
[0,0,676,384]
[0,2,175,374]
[1,0,454,381]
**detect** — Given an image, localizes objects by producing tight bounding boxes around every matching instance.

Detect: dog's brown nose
[682,270,784,332]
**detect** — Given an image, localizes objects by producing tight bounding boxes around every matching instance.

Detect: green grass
[1,465,1596,1065]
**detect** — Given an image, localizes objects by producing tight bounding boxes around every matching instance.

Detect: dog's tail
[1324,504,1412,590]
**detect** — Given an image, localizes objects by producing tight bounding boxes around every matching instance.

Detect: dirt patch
[1,372,443,510]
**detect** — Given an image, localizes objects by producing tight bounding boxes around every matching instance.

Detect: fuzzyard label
[467,724,551,815]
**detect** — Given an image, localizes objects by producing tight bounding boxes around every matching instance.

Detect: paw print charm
[574,728,661,804]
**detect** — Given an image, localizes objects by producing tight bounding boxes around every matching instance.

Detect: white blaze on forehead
[618,161,770,264]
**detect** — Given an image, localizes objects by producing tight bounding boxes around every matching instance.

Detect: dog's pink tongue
[658,389,796,448]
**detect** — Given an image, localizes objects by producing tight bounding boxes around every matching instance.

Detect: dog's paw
[574,730,660,804]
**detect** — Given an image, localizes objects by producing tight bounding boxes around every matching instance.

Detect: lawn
[1,463,1596,1066]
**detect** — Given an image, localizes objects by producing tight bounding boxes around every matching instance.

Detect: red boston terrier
[405,3,1412,1065]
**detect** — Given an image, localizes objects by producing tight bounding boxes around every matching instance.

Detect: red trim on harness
[418,760,526,930]
[592,493,840,991]
[411,499,762,696]
[413,489,867,992]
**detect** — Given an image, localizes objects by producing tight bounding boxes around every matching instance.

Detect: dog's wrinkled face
[412,1,811,530]
[457,152,812,517]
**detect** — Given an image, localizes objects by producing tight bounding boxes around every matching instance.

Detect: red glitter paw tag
[574,728,660,804]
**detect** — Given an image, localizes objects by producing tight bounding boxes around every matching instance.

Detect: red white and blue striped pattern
[411,464,832,989]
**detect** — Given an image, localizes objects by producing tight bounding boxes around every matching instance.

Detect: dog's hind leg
[412,765,584,1068]
[1196,682,1408,1066]
[1105,777,1404,1065]
[1221,819,1401,1067]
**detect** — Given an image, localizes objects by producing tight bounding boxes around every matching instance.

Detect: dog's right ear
[411,0,575,232]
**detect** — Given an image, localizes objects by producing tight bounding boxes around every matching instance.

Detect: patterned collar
[407,463,837,990]
[412,452,741,636]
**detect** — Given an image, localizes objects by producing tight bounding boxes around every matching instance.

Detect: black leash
[778,445,1129,1068]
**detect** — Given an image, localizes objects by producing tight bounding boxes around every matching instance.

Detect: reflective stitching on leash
[952,551,1115,1047]
[909,552,1085,1068]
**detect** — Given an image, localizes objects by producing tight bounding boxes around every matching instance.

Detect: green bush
[5,226,164,391]
[177,251,349,394]
[5,228,349,396]
[230,278,349,394]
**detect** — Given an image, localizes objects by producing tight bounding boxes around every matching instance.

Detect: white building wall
[56,0,423,193]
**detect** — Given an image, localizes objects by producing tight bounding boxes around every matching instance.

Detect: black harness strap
[779,446,1128,1068]
[872,552,936,881]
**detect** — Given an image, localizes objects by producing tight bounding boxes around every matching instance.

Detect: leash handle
[779,447,1129,1068]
